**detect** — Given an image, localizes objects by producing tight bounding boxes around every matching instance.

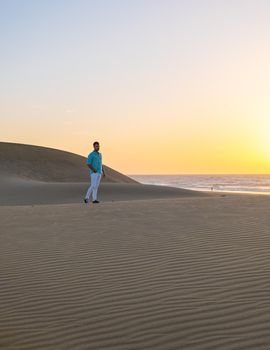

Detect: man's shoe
[84,198,89,204]
[92,200,100,204]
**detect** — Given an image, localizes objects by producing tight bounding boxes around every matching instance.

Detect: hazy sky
[1,0,270,174]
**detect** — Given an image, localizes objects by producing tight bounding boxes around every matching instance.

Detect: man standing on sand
[84,141,105,204]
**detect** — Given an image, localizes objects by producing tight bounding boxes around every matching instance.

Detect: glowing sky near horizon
[1,0,270,174]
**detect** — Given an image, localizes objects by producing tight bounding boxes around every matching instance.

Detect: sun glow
[260,119,270,161]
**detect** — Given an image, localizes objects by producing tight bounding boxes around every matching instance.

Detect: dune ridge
[0,142,137,183]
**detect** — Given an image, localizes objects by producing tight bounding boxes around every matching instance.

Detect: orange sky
[1,1,270,174]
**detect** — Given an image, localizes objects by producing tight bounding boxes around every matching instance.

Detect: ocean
[130,174,270,194]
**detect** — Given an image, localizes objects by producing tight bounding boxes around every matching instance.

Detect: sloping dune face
[0,142,206,205]
[0,142,137,183]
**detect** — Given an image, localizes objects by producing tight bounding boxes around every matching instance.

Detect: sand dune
[1,142,269,349]
[1,195,270,349]
[0,142,137,183]
[0,142,205,205]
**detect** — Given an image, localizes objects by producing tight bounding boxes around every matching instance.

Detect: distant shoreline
[130,174,270,195]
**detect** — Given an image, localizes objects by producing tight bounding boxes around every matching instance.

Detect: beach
[1,142,270,349]
[1,193,270,349]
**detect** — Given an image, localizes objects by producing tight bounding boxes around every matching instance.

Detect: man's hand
[87,164,96,173]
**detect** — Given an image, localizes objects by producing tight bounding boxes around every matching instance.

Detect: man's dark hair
[93,141,99,147]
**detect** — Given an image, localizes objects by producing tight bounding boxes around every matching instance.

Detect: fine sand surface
[1,194,270,350]
[0,177,205,206]
[1,142,270,348]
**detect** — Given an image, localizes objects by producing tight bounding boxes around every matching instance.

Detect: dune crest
[0,142,137,183]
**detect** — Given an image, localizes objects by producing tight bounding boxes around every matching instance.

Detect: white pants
[85,173,102,201]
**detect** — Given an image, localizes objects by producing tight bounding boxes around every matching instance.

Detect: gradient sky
[1,0,270,174]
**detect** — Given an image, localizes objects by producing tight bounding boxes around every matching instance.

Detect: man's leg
[92,174,102,202]
[85,174,95,200]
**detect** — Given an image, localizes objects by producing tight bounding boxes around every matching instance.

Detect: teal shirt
[87,151,102,174]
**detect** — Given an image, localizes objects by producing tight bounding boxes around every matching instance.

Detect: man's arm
[87,164,97,173]
[86,154,96,173]
[102,166,105,177]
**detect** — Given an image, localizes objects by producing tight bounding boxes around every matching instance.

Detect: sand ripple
[1,196,270,349]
